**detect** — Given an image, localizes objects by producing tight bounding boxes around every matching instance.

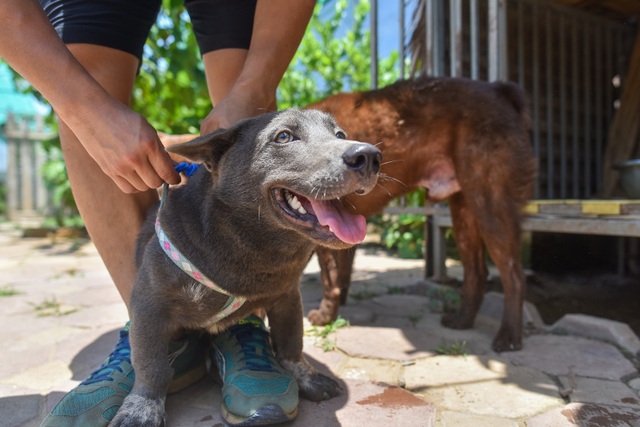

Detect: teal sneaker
[211,316,299,426]
[40,323,207,427]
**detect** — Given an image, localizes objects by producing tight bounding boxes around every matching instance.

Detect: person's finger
[120,169,149,193]
[137,158,167,189]
[112,175,139,194]
[149,145,180,186]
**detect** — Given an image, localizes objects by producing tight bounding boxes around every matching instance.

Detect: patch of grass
[387,285,405,295]
[305,316,350,352]
[0,285,19,297]
[427,287,462,314]
[349,290,378,301]
[436,340,468,356]
[31,297,79,317]
[51,268,83,280]
[408,314,422,325]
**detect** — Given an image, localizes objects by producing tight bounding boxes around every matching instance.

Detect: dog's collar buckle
[155,218,246,322]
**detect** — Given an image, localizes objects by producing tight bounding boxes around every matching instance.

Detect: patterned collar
[155,163,246,323]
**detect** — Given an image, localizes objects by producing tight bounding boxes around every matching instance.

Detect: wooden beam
[602,29,640,197]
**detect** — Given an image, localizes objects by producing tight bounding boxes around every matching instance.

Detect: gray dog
[108,109,381,426]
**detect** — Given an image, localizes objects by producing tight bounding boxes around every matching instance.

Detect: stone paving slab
[558,376,640,409]
[525,402,640,427]
[1,227,640,426]
[500,334,638,380]
[402,355,564,419]
[552,313,640,356]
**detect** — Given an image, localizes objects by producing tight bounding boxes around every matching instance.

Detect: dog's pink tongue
[308,199,367,245]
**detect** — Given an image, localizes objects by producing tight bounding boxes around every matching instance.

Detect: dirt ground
[521,272,640,336]
[345,240,640,337]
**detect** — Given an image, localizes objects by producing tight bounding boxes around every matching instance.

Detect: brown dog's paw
[491,326,522,352]
[307,308,334,326]
[441,312,474,330]
[298,372,342,402]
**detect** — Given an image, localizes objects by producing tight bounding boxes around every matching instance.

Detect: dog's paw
[492,326,522,352]
[298,372,342,402]
[441,312,474,330]
[307,308,334,326]
[108,394,165,427]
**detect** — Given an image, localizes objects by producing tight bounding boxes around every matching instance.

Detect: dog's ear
[165,127,237,172]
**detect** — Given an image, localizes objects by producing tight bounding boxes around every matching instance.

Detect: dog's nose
[342,143,382,175]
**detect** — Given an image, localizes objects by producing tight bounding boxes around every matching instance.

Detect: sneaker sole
[168,361,208,394]
[221,403,298,426]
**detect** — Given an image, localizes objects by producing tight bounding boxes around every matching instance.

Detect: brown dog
[307,76,536,352]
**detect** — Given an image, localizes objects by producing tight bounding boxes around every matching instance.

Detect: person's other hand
[200,85,275,135]
[68,100,180,193]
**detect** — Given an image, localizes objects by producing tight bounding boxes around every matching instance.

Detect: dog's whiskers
[338,102,361,117]
[341,197,356,210]
[379,173,408,190]
[374,181,395,197]
[380,159,405,167]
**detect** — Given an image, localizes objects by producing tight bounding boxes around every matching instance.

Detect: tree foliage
[279,0,399,109]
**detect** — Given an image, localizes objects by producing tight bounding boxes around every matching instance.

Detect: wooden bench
[385,200,640,279]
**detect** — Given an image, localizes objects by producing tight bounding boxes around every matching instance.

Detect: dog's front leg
[109,309,173,427]
[268,289,342,402]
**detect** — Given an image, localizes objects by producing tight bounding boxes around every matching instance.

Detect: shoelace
[231,324,279,373]
[81,328,132,385]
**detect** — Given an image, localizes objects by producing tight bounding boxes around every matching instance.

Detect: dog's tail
[491,81,532,130]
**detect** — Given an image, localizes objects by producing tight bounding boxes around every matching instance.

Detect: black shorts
[40,0,257,60]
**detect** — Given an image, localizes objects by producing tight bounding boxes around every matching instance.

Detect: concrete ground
[0,224,639,427]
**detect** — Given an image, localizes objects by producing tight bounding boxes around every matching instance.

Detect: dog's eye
[275,131,294,144]
[336,131,346,139]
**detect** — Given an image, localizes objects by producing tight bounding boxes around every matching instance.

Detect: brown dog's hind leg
[478,205,526,352]
[441,192,489,330]
[308,246,355,326]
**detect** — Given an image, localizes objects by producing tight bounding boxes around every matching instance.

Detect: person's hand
[200,84,276,135]
[65,99,180,193]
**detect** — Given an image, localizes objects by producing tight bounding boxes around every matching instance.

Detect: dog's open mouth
[273,188,367,245]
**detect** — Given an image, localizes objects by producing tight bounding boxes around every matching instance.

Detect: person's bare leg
[203,49,246,104]
[203,48,277,111]
[60,44,157,308]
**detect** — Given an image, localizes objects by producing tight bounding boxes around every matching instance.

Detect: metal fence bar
[450,0,463,77]
[435,0,445,76]
[605,25,614,135]
[425,0,435,75]
[470,0,480,80]
[370,0,379,88]
[516,0,525,87]
[594,22,604,192]
[583,23,592,198]
[545,9,555,198]
[488,0,499,80]
[399,0,406,79]
[571,15,580,199]
[559,14,568,199]
[531,1,541,198]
